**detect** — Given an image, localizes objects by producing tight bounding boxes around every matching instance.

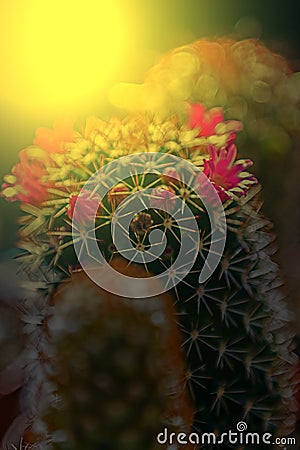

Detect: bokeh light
[1,0,300,253]
[0,0,130,118]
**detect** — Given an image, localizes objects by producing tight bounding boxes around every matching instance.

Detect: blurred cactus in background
[0,302,24,445]
[27,261,193,450]
[0,260,193,450]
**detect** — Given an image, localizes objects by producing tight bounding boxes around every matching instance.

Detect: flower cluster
[1,103,257,272]
[203,144,257,201]
[2,120,75,205]
[114,38,300,155]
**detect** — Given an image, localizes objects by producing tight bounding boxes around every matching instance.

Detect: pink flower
[187,103,225,137]
[162,167,181,185]
[67,191,101,226]
[1,148,51,204]
[2,118,75,205]
[187,103,242,144]
[202,144,258,201]
[150,186,177,211]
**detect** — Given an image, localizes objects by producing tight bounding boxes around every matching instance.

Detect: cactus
[0,302,24,446]
[111,38,300,157]
[1,100,299,449]
[21,260,192,450]
[110,37,300,332]
[0,302,24,375]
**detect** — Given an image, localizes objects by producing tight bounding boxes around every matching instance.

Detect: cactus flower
[202,144,258,200]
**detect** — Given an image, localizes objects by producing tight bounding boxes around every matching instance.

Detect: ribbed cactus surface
[1,100,299,449]
[110,37,300,336]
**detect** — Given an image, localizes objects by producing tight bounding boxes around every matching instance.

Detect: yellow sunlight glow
[0,1,127,116]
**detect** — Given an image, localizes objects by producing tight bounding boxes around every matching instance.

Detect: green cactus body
[76,171,297,445]
[110,38,300,338]
[1,106,299,449]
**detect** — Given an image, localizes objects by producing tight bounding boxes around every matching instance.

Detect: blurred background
[1,0,300,319]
